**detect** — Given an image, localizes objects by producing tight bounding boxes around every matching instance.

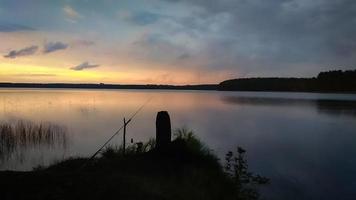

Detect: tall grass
[0,120,68,161]
[173,127,212,156]
[100,137,157,158]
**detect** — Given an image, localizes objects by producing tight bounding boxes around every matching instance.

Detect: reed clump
[0,120,67,161]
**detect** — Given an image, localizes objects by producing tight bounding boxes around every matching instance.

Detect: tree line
[218,69,356,93]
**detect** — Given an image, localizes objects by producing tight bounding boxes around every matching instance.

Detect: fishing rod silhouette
[82,97,152,168]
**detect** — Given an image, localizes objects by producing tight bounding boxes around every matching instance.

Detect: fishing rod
[82,97,152,168]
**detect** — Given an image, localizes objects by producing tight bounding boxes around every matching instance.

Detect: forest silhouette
[219,69,356,92]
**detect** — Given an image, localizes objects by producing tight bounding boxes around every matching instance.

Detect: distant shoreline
[0,82,218,91]
[1,69,356,93]
[1,82,356,94]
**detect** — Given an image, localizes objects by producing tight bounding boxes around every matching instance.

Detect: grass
[174,126,210,154]
[0,128,268,200]
[0,120,67,161]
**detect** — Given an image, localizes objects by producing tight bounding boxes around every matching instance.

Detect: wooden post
[156,111,171,150]
[123,118,126,155]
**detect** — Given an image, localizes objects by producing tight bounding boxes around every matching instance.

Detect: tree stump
[156,111,171,149]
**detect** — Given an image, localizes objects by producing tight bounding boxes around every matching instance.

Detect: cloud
[177,53,190,60]
[4,45,39,58]
[63,5,82,23]
[71,39,95,47]
[131,33,192,64]
[43,41,68,53]
[1,0,354,78]
[159,0,356,76]
[70,62,100,71]
[0,23,35,32]
[120,11,162,25]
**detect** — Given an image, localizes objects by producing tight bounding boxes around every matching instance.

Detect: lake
[1,88,356,199]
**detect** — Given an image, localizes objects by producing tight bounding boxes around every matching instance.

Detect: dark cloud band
[0,23,35,32]
[4,45,39,58]
[43,41,68,54]
[70,62,100,71]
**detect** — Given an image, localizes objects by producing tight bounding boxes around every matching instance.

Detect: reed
[0,120,68,161]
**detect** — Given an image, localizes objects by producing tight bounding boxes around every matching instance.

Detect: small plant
[100,142,145,158]
[101,146,120,159]
[225,147,269,200]
[142,138,156,152]
[174,127,195,141]
[174,127,210,155]
[32,165,45,171]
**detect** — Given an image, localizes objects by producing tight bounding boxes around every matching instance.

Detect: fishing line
[82,97,152,168]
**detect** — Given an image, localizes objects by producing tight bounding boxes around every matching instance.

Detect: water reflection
[316,100,356,117]
[0,120,68,163]
[1,89,356,199]
[221,96,356,117]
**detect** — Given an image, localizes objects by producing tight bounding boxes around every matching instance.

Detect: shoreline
[1,83,356,94]
[0,132,269,200]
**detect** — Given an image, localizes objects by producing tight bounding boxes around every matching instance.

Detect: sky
[0,0,355,84]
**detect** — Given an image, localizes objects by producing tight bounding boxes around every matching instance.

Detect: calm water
[1,88,356,199]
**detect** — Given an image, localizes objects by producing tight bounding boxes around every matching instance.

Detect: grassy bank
[0,129,268,200]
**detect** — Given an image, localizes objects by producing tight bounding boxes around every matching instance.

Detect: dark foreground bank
[0,133,268,200]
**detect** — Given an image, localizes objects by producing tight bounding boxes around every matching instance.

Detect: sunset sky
[0,0,355,84]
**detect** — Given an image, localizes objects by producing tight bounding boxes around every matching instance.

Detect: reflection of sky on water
[0,120,68,170]
[221,95,356,117]
[1,89,356,199]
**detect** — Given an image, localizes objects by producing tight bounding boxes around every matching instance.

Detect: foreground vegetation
[0,128,268,200]
[0,120,67,161]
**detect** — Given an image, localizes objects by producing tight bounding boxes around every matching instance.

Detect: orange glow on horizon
[0,61,231,85]
[0,32,235,85]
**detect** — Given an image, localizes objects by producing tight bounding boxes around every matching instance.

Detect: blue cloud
[177,53,190,60]
[4,45,39,58]
[43,41,69,53]
[127,11,161,25]
[70,62,100,71]
[0,23,35,32]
